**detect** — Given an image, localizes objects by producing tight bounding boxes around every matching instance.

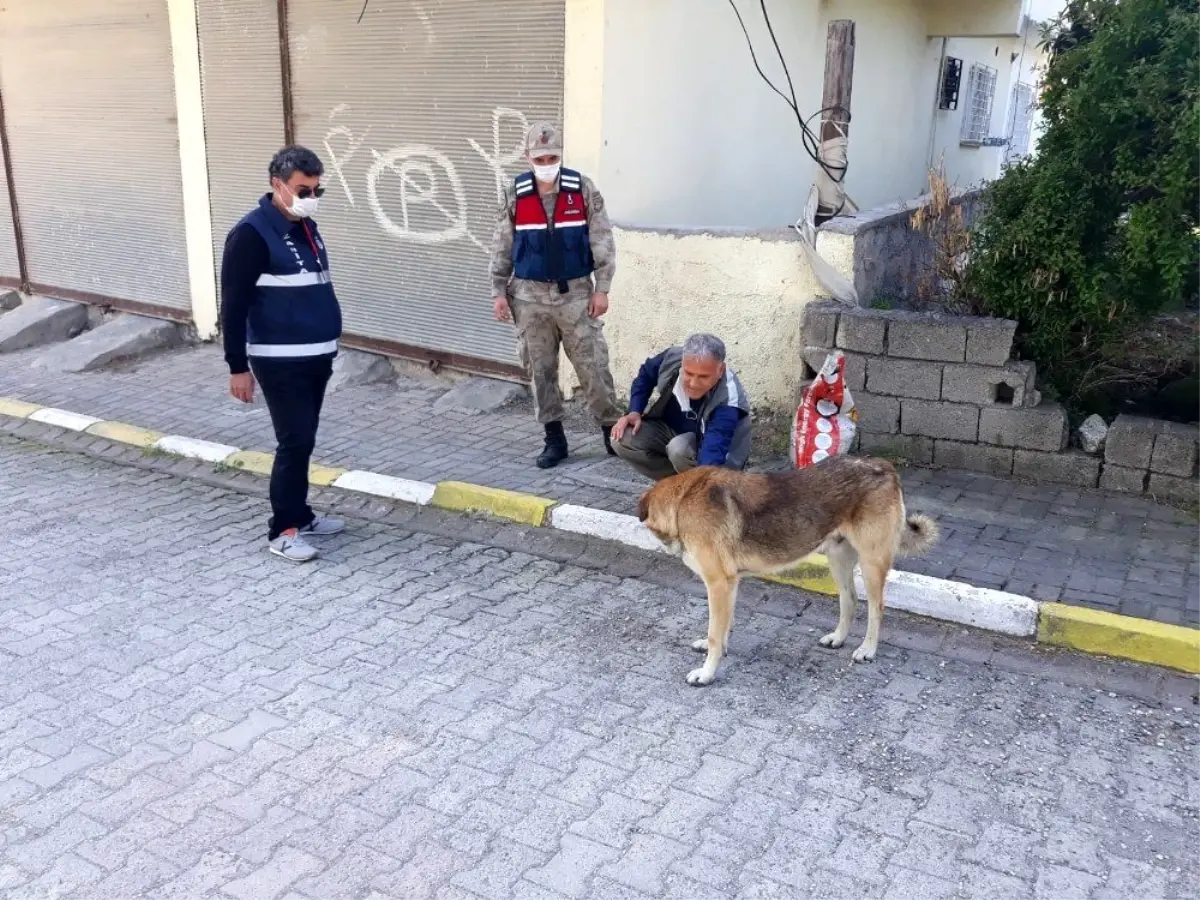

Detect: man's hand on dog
[610,412,642,442]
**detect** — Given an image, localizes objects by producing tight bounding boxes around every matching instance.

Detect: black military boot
[536,421,569,469]
[601,424,617,456]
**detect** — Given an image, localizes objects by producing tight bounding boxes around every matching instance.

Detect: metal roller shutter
[0,1,191,314]
[0,126,20,287]
[196,0,286,295]
[287,0,565,375]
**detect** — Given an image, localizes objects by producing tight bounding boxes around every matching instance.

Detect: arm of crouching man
[584,177,614,318]
[490,183,517,322]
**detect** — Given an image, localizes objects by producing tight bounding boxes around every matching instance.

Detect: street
[1,437,1197,900]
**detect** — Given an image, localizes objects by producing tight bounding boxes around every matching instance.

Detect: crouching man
[610,334,752,480]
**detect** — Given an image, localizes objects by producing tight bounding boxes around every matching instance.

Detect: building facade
[0,0,1051,408]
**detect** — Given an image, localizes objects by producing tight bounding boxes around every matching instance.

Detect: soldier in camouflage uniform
[490,121,622,469]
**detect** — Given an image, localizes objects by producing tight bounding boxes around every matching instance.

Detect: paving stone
[801,301,840,348]
[887,316,967,362]
[836,308,887,354]
[867,357,943,400]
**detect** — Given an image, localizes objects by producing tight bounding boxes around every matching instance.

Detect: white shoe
[269,530,319,562]
[298,515,345,537]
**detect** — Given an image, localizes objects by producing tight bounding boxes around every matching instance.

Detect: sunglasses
[294,185,325,199]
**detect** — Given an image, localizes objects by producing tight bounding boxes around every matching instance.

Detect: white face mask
[278,182,320,218]
[532,162,561,183]
[290,195,319,218]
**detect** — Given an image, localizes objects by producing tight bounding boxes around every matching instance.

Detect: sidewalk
[0,342,1196,628]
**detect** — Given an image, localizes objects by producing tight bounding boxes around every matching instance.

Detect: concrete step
[432,376,527,415]
[32,313,184,373]
[0,295,88,353]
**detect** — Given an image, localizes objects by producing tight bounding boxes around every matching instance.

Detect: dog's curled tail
[898,514,939,557]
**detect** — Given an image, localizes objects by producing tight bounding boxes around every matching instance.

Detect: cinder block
[887,316,966,362]
[801,347,865,392]
[934,439,1014,476]
[836,309,886,355]
[1104,415,1159,469]
[858,432,933,465]
[1099,464,1147,493]
[978,404,1068,452]
[900,400,979,442]
[1013,450,1100,488]
[1149,421,1199,477]
[941,361,1037,407]
[965,318,1017,365]
[1147,472,1199,505]
[867,358,943,400]
[801,301,840,348]
[853,392,900,434]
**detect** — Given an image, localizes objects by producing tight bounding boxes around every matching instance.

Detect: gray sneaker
[269,530,319,562]
[298,515,345,537]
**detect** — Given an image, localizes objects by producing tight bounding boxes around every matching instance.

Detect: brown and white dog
[636,456,938,685]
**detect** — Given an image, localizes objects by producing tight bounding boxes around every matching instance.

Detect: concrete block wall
[801,300,1200,503]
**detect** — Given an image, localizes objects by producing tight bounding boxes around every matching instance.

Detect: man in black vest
[221,146,344,563]
[489,122,622,469]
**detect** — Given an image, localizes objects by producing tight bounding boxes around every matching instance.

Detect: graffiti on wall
[322,104,531,254]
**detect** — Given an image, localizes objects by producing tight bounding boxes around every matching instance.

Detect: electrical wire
[726,0,850,211]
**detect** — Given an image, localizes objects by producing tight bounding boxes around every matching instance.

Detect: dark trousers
[250,355,333,539]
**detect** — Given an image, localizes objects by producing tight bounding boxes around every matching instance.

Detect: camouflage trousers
[510,290,621,426]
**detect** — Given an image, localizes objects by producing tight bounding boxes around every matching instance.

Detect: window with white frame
[1007,81,1035,159]
[959,63,998,144]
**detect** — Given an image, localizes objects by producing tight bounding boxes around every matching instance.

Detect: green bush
[966,0,1199,402]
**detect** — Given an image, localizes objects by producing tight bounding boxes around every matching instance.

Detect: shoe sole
[269,545,319,563]
[300,529,344,537]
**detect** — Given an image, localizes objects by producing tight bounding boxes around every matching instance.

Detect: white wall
[928,35,1017,189]
[822,0,935,210]
[598,0,825,229]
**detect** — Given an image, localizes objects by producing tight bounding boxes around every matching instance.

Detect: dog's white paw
[818,631,847,649]
[851,643,877,663]
[686,667,716,686]
[691,638,709,652]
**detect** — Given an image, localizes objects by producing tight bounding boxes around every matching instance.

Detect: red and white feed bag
[791,351,858,469]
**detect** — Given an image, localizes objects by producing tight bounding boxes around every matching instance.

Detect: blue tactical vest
[236,193,342,359]
[511,168,594,285]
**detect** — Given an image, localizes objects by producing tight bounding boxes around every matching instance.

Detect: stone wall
[801,300,1200,502]
[814,190,983,306]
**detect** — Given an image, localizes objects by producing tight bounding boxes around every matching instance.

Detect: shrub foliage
[966,0,1199,400]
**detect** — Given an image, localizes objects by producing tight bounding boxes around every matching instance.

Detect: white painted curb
[550,504,667,554]
[29,408,101,432]
[4,396,1050,641]
[333,470,436,506]
[154,434,239,464]
[857,569,1039,637]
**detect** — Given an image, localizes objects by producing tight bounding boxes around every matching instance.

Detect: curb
[2,396,1197,675]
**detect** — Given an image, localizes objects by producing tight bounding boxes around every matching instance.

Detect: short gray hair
[681,333,726,363]
[269,146,324,182]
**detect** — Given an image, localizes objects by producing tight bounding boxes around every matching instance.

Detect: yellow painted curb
[225,450,275,476]
[1038,603,1200,674]
[761,553,838,596]
[308,463,348,486]
[0,397,42,419]
[432,481,556,527]
[86,420,164,448]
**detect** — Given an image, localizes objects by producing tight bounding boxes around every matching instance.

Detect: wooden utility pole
[815,19,856,225]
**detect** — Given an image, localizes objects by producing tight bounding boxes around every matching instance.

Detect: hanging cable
[726,0,850,212]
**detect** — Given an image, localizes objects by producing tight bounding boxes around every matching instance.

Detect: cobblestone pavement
[0,343,1196,628]
[1,438,1198,900]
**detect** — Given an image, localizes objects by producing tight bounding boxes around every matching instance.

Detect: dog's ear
[636,490,651,522]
